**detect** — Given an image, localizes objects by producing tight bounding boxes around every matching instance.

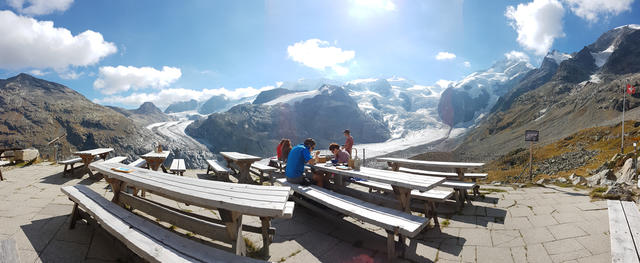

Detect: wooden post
[219,209,246,256]
[529,141,533,182]
[260,217,271,256]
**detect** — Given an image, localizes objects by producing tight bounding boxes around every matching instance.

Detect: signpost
[525,130,539,181]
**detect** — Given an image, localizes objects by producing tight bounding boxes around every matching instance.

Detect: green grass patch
[441,219,451,227]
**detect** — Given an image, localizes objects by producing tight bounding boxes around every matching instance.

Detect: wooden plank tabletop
[141,151,170,159]
[377,157,484,169]
[311,165,444,192]
[608,200,640,262]
[220,152,262,162]
[73,148,114,156]
[90,162,292,218]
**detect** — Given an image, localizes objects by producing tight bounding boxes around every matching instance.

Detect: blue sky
[0,0,638,109]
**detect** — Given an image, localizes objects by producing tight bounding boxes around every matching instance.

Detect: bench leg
[69,203,80,229]
[463,189,473,206]
[206,166,211,175]
[260,217,272,256]
[0,169,3,181]
[220,209,246,256]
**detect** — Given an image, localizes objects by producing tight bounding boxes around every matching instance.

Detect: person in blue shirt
[285,138,319,184]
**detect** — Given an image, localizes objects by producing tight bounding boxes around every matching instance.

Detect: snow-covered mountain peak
[615,24,640,30]
[545,50,572,65]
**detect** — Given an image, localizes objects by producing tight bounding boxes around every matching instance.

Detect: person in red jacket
[343,129,354,156]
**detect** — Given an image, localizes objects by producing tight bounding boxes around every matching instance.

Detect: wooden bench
[89,162,294,257]
[608,200,640,262]
[128,158,147,168]
[277,178,429,260]
[206,159,230,180]
[352,180,454,227]
[251,163,278,184]
[61,185,263,263]
[169,159,186,176]
[104,156,127,164]
[58,157,83,176]
[398,167,485,196]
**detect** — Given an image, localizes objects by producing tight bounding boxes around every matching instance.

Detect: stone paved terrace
[0,163,611,262]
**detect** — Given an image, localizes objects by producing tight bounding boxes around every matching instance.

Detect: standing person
[280,139,292,163]
[285,138,319,184]
[343,129,354,156]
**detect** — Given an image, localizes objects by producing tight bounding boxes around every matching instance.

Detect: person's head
[329,143,340,154]
[303,138,316,150]
[282,139,291,149]
[278,139,286,146]
[343,129,350,137]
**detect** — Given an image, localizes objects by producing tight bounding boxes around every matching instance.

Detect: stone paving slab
[0,163,614,262]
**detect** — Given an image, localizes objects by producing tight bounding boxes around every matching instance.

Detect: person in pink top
[343,129,354,156]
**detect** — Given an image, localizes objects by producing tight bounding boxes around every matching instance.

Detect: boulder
[605,184,634,201]
[536,178,549,185]
[14,149,39,162]
[557,177,568,183]
[572,175,586,185]
[491,181,502,186]
[586,169,615,187]
[615,158,636,185]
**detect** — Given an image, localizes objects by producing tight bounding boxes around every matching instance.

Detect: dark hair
[343,129,350,135]
[303,138,316,148]
[329,143,340,151]
[280,139,292,162]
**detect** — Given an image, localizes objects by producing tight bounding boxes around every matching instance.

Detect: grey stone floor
[0,163,611,262]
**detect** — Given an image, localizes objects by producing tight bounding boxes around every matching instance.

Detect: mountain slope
[0,73,158,158]
[454,25,640,161]
[186,85,390,157]
[437,54,534,127]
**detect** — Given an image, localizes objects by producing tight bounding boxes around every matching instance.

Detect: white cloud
[0,10,116,70]
[58,70,83,80]
[93,66,182,95]
[435,52,456,60]
[435,79,455,89]
[287,39,355,75]
[504,50,531,62]
[7,0,73,15]
[29,69,48,76]
[94,86,275,109]
[563,0,633,22]
[463,61,471,67]
[506,0,565,55]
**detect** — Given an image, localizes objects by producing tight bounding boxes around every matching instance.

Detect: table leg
[219,209,246,256]
[237,162,253,184]
[105,178,124,204]
[98,153,109,161]
[260,217,272,256]
[387,162,400,171]
[80,156,94,178]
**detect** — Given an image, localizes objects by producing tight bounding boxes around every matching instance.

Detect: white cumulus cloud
[7,0,73,15]
[287,39,355,75]
[504,50,531,62]
[0,10,116,70]
[563,0,634,22]
[506,0,565,55]
[93,66,182,95]
[435,52,456,60]
[94,86,275,109]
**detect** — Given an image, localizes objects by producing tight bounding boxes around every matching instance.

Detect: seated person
[285,138,319,184]
[329,143,350,163]
[280,139,292,163]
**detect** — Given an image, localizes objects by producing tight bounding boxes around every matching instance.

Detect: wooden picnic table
[220,152,262,184]
[141,150,170,171]
[310,165,444,214]
[73,148,114,178]
[377,157,484,181]
[89,161,293,256]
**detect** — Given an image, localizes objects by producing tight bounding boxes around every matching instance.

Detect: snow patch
[615,24,640,30]
[591,44,615,67]
[546,50,572,64]
[354,127,456,159]
[264,90,320,106]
